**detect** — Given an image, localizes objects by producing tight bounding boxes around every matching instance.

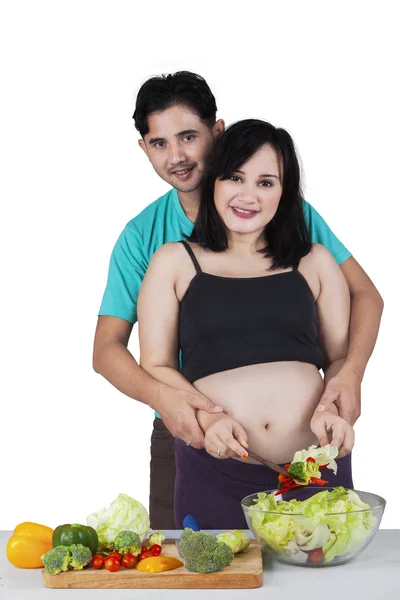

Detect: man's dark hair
[133,71,217,137]
[188,119,311,270]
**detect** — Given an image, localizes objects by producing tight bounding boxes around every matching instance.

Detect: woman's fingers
[205,433,246,459]
[331,421,355,457]
[310,414,331,447]
[217,431,248,459]
[336,425,355,458]
[232,421,249,451]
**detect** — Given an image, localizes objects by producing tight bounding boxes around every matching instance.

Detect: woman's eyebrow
[235,168,279,179]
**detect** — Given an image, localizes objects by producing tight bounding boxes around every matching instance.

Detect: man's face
[139,105,223,193]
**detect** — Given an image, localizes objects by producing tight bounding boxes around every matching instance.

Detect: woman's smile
[230,206,260,219]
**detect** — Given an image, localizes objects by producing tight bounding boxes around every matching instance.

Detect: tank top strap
[179,240,202,274]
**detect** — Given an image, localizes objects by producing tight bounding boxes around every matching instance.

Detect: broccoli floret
[41,546,70,575]
[148,531,166,546]
[113,531,142,557]
[179,528,234,573]
[68,544,92,570]
[288,461,308,481]
[288,460,320,483]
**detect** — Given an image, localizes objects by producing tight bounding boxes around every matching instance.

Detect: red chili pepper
[310,477,328,486]
[319,463,329,469]
[306,457,316,463]
[275,483,302,496]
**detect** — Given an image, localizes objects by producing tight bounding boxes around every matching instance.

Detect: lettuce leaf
[86,493,150,549]
[292,444,339,474]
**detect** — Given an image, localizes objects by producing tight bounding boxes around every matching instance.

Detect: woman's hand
[204,414,249,459]
[310,410,355,458]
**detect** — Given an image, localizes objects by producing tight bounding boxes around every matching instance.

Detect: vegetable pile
[248,486,376,564]
[278,445,339,494]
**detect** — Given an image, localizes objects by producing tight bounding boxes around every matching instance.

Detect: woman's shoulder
[308,243,340,270]
[148,241,194,273]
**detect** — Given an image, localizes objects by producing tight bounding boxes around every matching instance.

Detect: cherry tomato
[149,544,162,556]
[141,545,148,553]
[140,549,153,561]
[122,553,137,569]
[107,552,123,559]
[308,548,324,563]
[91,555,104,569]
[104,556,121,572]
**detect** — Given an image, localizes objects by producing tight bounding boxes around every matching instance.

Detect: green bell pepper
[52,524,98,556]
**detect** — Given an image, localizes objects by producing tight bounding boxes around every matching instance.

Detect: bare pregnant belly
[194,362,324,465]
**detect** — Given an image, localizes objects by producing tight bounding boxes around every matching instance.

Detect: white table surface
[1,529,399,599]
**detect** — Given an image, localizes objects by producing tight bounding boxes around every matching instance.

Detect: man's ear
[138,138,148,158]
[213,119,225,139]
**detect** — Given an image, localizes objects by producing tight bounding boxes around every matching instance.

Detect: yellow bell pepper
[6,522,54,568]
[136,556,183,573]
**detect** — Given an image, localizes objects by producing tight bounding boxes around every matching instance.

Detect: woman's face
[213,144,283,238]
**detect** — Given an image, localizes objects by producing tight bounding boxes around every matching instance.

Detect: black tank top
[178,241,325,383]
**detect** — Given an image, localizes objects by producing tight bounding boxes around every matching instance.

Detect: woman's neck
[226,230,266,255]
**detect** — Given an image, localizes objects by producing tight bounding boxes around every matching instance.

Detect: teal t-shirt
[99,188,351,417]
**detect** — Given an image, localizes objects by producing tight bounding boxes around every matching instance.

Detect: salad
[248,486,376,564]
[277,444,339,494]
[246,445,377,564]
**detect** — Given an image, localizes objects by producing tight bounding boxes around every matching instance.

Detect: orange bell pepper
[6,522,54,568]
[136,556,183,573]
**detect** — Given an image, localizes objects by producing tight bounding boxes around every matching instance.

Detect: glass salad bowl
[241,487,386,567]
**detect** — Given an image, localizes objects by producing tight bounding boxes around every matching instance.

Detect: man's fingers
[176,418,205,449]
[190,393,224,414]
[317,387,340,413]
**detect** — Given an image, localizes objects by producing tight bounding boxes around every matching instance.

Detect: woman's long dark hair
[188,119,311,270]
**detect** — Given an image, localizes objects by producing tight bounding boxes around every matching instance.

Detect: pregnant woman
[137,119,355,529]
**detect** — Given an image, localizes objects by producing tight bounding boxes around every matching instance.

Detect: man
[93,71,383,529]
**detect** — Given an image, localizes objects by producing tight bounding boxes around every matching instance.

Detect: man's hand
[316,365,362,426]
[151,385,223,449]
[310,411,355,458]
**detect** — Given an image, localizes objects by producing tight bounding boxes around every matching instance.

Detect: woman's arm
[137,243,223,448]
[310,244,355,455]
[312,243,351,372]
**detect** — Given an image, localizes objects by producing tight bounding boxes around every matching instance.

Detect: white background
[1,1,399,530]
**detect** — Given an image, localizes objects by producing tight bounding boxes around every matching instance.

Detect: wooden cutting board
[42,539,263,589]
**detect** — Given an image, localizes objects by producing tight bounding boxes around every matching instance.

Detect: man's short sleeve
[303,200,352,265]
[98,224,147,324]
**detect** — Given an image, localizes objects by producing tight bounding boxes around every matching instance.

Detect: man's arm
[93,315,160,406]
[303,201,384,426]
[317,256,384,425]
